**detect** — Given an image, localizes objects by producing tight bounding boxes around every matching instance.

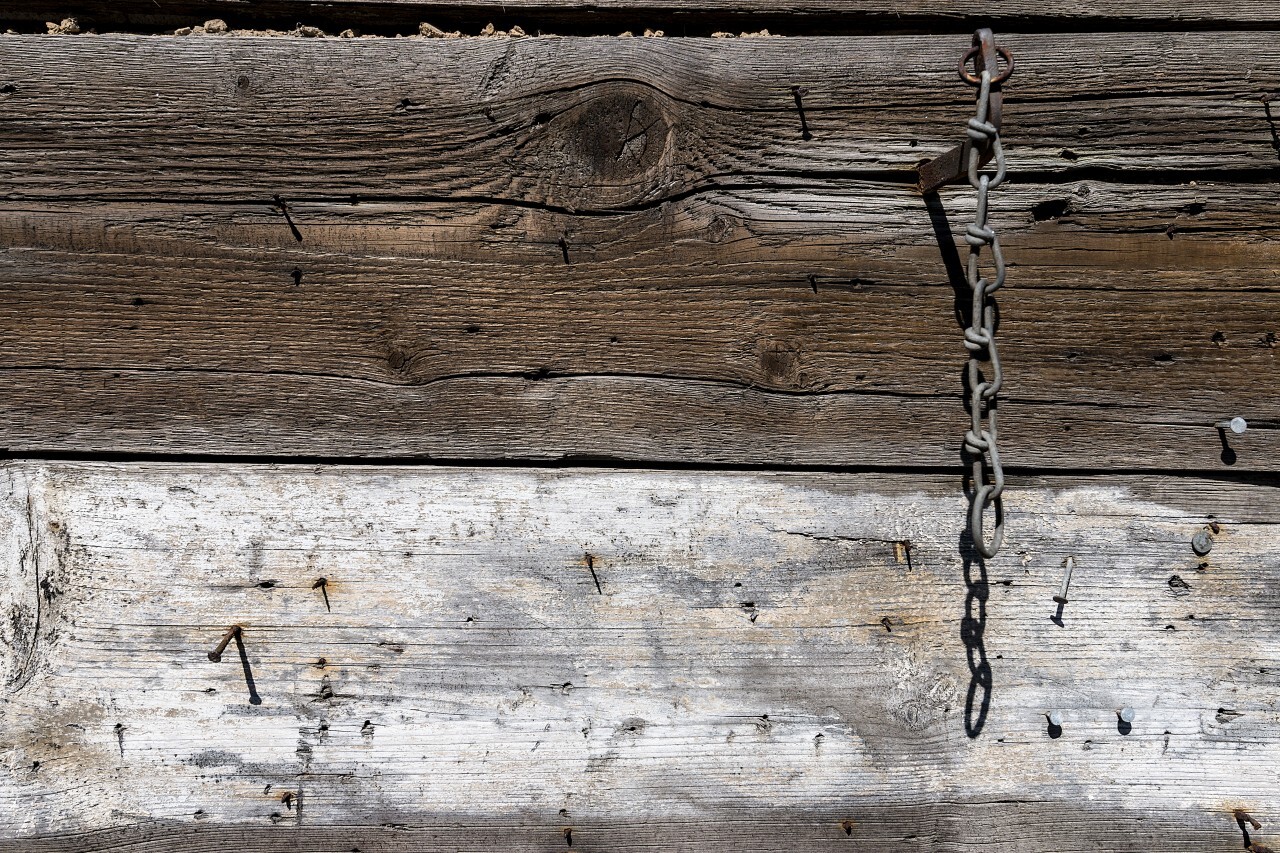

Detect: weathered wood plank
[1,462,1277,849]
[1,33,1279,207]
[1,181,1275,468]
[12,0,1280,29]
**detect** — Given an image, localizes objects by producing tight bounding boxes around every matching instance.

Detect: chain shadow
[234,631,263,706]
[958,352,996,738]
[958,489,992,739]
[923,188,993,737]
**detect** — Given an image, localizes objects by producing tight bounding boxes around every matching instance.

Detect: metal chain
[961,54,1010,559]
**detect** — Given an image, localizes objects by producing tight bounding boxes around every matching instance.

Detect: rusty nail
[1052,556,1074,605]
[1237,809,1263,831]
[1192,529,1213,556]
[208,625,242,662]
[1216,417,1248,435]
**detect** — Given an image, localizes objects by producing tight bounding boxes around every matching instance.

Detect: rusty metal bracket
[916,29,1013,194]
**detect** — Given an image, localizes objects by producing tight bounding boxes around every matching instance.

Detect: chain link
[961,65,1008,559]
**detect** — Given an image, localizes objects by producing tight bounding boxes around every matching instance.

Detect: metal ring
[958,46,1014,86]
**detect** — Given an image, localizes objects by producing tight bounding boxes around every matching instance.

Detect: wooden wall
[0,2,1277,850]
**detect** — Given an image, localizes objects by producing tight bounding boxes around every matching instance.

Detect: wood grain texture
[2,33,1280,207]
[0,181,1276,467]
[0,462,1277,849]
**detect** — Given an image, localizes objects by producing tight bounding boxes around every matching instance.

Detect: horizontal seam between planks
[2,453,1279,485]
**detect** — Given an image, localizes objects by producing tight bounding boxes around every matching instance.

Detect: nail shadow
[234,632,262,706]
[1050,600,1065,628]
[1117,717,1132,736]
[1263,96,1280,162]
[1217,428,1238,466]
[272,194,303,242]
[790,86,812,141]
[1047,721,1063,739]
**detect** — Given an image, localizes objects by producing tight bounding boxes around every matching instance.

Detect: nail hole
[1031,198,1070,222]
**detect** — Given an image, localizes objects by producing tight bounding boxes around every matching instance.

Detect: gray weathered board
[0,33,1276,467]
[9,0,1280,27]
[1,461,1278,850]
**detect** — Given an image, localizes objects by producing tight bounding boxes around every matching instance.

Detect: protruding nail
[1047,710,1063,727]
[1216,417,1248,435]
[1192,529,1213,556]
[1052,556,1074,605]
[1118,707,1136,723]
[208,625,242,662]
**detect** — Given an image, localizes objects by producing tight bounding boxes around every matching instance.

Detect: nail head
[1216,417,1247,434]
[1119,707,1135,723]
[1191,529,1212,556]
[1047,710,1063,727]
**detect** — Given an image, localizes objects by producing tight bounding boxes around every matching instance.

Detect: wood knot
[523,82,674,210]
[757,340,803,387]
[386,345,414,378]
[706,213,736,244]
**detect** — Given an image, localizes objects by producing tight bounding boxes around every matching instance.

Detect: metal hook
[918,28,1013,194]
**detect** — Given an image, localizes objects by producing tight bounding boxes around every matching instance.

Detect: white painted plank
[0,462,1277,849]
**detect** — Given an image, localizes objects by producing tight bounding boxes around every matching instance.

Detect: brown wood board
[0,182,1275,467]
[1,33,1280,207]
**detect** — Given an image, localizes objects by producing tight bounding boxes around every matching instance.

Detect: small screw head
[1047,710,1063,727]
[1119,707,1136,723]
[1191,529,1213,556]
